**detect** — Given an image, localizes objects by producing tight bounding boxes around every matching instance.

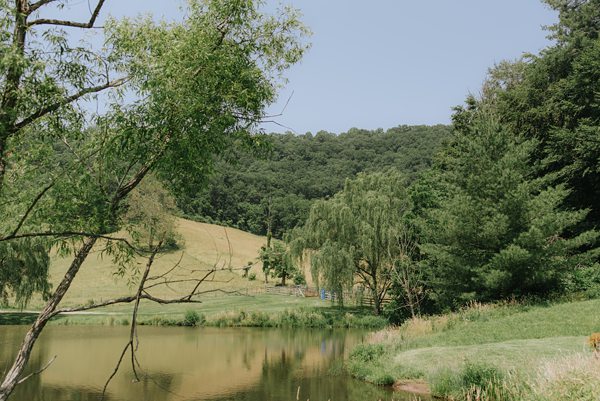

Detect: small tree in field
[259,241,298,286]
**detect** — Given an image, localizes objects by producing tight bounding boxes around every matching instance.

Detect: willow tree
[290,171,412,315]
[0,1,308,399]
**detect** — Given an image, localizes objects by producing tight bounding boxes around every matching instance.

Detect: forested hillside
[177,125,451,237]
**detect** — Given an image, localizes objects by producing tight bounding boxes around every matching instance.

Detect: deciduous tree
[0,1,308,399]
[290,171,413,315]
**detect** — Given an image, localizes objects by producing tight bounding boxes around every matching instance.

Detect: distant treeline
[176,125,452,237]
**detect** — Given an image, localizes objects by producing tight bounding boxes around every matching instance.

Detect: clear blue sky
[46,0,558,134]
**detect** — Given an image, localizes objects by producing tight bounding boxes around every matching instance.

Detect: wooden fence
[198,284,393,308]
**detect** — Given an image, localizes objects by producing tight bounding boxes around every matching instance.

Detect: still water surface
[0,326,425,401]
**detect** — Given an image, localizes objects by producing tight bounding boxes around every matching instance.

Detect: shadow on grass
[0,312,38,325]
[313,305,376,318]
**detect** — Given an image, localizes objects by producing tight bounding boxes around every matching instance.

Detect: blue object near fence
[320,289,326,300]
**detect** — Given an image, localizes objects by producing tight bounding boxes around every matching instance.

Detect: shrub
[350,344,387,363]
[353,315,388,329]
[162,233,182,251]
[430,363,504,399]
[276,310,300,326]
[430,368,462,398]
[246,311,272,327]
[588,333,600,352]
[211,311,243,327]
[248,272,257,281]
[183,310,205,327]
[460,362,504,389]
[372,373,395,386]
[293,273,306,285]
[298,311,328,328]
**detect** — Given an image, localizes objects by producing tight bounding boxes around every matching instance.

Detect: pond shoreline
[0,307,389,329]
[346,298,600,400]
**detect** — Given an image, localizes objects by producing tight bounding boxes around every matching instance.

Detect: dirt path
[393,380,431,395]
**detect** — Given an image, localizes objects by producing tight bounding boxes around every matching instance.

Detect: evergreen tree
[422,114,598,307]
[460,0,600,233]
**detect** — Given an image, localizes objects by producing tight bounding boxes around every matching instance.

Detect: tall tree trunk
[0,0,28,190]
[402,269,416,318]
[370,267,381,315]
[0,237,96,401]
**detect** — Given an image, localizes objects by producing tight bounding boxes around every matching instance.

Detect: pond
[0,326,425,401]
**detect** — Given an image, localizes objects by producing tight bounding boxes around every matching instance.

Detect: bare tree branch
[101,241,161,399]
[182,269,219,301]
[16,355,57,385]
[14,77,127,131]
[100,342,129,400]
[0,230,140,250]
[7,181,54,239]
[147,252,184,281]
[27,0,56,13]
[28,0,106,28]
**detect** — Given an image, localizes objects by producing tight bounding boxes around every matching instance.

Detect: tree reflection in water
[0,326,425,401]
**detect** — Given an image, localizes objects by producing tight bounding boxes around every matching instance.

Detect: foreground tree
[290,171,413,315]
[0,1,308,399]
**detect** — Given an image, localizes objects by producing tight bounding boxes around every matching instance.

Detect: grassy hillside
[0,218,372,327]
[348,299,600,400]
[31,218,266,309]
[5,218,321,319]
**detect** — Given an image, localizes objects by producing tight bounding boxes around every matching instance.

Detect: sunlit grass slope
[28,218,280,310]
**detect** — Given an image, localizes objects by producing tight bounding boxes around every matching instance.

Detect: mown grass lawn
[348,298,600,400]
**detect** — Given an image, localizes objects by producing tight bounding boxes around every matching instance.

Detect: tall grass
[138,307,388,329]
[429,353,600,401]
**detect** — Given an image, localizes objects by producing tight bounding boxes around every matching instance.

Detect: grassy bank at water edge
[0,294,387,329]
[348,298,600,400]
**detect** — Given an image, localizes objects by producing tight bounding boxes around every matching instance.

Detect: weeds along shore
[0,306,388,330]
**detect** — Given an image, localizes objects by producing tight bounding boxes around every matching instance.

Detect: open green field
[349,299,600,400]
[0,294,330,325]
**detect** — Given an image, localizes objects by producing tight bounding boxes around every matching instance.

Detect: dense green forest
[289,0,600,319]
[177,125,451,238]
